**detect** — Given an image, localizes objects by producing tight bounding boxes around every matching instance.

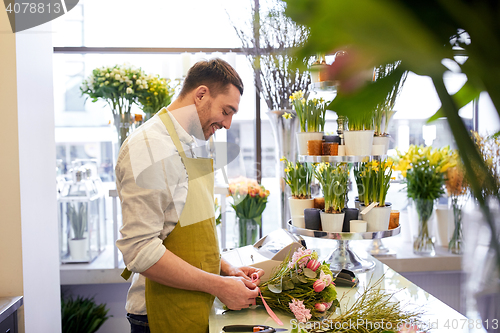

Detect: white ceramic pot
[371,144,386,156]
[361,205,392,232]
[350,220,367,233]
[372,135,390,154]
[288,197,315,217]
[291,215,305,228]
[69,238,88,261]
[343,130,374,156]
[337,145,345,156]
[320,212,345,232]
[296,132,324,155]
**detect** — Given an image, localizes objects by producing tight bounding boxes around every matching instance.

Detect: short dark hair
[178,58,244,98]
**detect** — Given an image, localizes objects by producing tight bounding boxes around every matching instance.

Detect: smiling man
[116,58,264,333]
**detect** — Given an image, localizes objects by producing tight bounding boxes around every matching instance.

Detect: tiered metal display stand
[286,154,400,272]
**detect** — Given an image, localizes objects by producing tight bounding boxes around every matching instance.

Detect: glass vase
[413,198,435,256]
[114,111,132,147]
[236,216,260,247]
[448,196,464,254]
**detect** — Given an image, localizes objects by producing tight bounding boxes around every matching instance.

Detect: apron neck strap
[158,109,188,159]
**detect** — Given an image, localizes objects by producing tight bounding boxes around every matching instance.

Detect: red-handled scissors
[222,325,288,332]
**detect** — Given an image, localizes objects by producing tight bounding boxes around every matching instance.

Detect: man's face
[197,84,240,140]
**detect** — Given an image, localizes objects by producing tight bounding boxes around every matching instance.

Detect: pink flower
[320,270,332,285]
[289,299,312,323]
[323,301,333,310]
[287,248,313,269]
[314,303,326,312]
[306,259,320,271]
[313,279,326,292]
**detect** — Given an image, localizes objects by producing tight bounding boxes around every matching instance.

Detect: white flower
[105,81,109,85]
[126,87,134,94]
[139,85,144,90]
[133,75,137,79]
[115,74,121,80]
[105,73,110,78]
[136,79,141,85]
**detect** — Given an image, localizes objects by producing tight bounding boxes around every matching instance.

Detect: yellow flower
[282,112,292,119]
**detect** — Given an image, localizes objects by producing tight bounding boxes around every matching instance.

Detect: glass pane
[52,0,242,48]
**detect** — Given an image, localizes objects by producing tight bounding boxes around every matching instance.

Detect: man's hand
[229,266,265,286]
[215,276,260,310]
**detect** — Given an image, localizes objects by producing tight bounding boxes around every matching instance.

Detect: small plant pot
[304,208,321,230]
[69,238,88,261]
[350,220,367,233]
[361,204,392,232]
[371,144,386,156]
[296,132,324,155]
[343,130,374,156]
[288,197,315,217]
[320,211,345,232]
[342,207,360,232]
[373,135,390,154]
[291,215,305,228]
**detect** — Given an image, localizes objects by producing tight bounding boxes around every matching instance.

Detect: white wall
[0,8,61,333]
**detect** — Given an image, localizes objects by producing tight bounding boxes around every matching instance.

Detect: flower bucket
[320,211,345,232]
[288,197,315,217]
[296,132,324,155]
[372,135,390,154]
[361,204,391,232]
[236,217,260,247]
[343,130,374,156]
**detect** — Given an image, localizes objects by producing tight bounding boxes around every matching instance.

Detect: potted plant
[314,163,349,232]
[395,145,456,255]
[281,157,314,225]
[354,159,394,232]
[228,177,270,247]
[67,202,88,261]
[61,295,110,333]
[372,62,408,154]
[342,106,375,156]
[290,91,328,155]
[80,64,148,146]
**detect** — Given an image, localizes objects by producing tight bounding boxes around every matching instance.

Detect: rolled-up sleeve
[115,140,183,273]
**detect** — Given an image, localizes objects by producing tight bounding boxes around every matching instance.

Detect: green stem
[433,75,500,274]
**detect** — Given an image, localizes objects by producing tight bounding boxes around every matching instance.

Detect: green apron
[122,109,221,333]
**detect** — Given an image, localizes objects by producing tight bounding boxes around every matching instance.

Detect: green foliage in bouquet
[290,90,328,132]
[314,163,349,213]
[282,157,314,199]
[228,177,270,220]
[395,145,456,202]
[354,159,394,207]
[80,64,148,116]
[258,248,340,323]
[67,203,87,240]
[137,75,178,117]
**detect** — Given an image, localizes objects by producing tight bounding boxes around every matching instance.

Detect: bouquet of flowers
[354,159,394,207]
[314,163,349,213]
[395,145,456,203]
[395,145,456,254]
[80,64,148,116]
[228,177,270,246]
[282,157,314,199]
[228,177,270,220]
[137,75,178,119]
[258,247,340,323]
[290,91,328,133]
